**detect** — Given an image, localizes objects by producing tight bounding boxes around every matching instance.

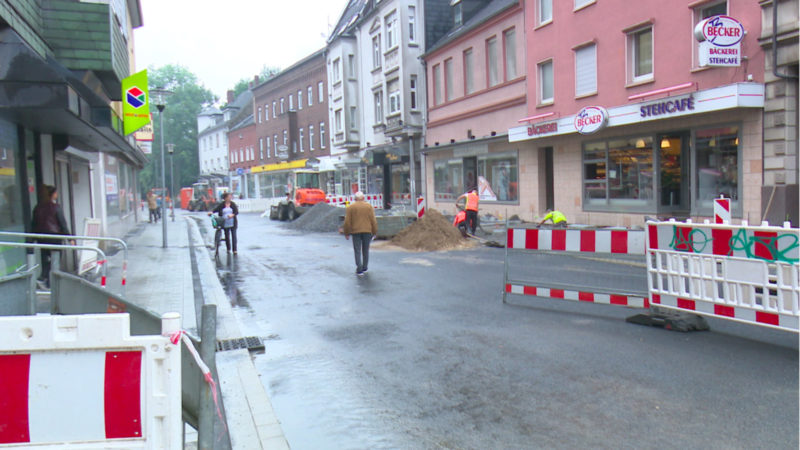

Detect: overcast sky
[134,0,349,102]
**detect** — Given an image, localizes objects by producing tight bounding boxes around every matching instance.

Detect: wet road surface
[210,213,798,449]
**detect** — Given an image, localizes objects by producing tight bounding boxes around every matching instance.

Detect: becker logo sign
[695,16,745,47]
[574,106,608,135]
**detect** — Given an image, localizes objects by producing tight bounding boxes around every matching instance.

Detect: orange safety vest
[465,192,479,211]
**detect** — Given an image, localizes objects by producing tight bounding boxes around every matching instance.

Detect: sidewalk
[105,212,288,450]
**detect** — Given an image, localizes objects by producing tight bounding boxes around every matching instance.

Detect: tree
[138,65,216,195]
[229,65,281,101]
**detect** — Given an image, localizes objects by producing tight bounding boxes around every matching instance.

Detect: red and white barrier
[326,194,384,209]
[507,228,645,255]
[417,196,425,218]
[505,283,648,308]
[647,220,800,332]
[714,197,731,224]
[0,313,182,448]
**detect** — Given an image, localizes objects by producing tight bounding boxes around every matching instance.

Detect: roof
[425,0,518,56]
[328,0,368,42]
[223,89,252,111]
[198,106,222,116]
[251,48,326,91]
[229,114,254,132]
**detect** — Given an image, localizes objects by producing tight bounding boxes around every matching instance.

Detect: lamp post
[167,143,175,222]
[150,88,173,248]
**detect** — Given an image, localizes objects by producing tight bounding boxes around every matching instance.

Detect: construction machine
[269,170,326,221]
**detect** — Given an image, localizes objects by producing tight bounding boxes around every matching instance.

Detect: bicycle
[211,214,226,257]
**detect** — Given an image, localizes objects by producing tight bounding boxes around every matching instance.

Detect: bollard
[50,251,60,314]
[27,253,37,315]
[198,304,217,450]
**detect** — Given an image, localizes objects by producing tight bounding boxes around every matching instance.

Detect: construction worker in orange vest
[457,189,480,235]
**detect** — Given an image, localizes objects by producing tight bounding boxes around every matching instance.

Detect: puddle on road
[215,256,251,309]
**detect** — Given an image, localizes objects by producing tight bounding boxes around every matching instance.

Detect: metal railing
[0,231,127,294]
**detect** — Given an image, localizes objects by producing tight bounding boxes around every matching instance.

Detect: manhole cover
[216,336,265,352]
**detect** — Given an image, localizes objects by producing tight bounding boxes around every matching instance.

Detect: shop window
[434,159,463,202]
[477,152,519,202]
[695,126,739,208]
[583,137,655,210]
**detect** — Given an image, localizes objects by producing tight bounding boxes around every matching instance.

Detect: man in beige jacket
[340,192,378,275]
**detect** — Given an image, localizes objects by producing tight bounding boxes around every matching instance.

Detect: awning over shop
[251,158,319,174]
[0,29,146,167]
[361,143,408,165]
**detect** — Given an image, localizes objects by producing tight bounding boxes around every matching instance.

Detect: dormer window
[452,0,463,26]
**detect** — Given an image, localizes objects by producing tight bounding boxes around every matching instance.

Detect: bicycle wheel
[214,228,222,256]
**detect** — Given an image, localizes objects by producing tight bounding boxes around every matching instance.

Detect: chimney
[227,90,234,104]
[254,75,260,85]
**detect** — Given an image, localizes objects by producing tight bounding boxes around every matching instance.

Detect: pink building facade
[504,0,767,226]
[422,0,528,217]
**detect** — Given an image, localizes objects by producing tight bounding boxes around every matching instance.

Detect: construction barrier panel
[326,194,384,209]
[503,224,649,308]
[0,313,182,449]
[647,219,799,332]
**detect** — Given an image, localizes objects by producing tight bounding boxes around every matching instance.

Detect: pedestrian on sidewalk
[340,191,377,275]
[147,191,158,223]
[31,185,73,289]
[211,192,239,254]
[456,189,480,235]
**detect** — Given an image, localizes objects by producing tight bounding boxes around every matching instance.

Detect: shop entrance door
[463,157,477,193]
[657,132,690,214]
[544,147,554,211]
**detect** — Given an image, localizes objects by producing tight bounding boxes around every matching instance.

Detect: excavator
[269,170,326,221]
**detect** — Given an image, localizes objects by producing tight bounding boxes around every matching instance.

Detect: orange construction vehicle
[187,182,215,211]
[269,169,326,221]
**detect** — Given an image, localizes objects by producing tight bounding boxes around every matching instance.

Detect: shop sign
[640,96,695,118]
[574,106,608,135]
[527,122,558,137]
[695,16,744,67]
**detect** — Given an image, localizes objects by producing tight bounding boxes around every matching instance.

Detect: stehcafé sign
[695,15,745,67]
[574,106,608,135]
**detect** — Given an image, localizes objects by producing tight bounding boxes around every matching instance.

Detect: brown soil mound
[391,209,467,251]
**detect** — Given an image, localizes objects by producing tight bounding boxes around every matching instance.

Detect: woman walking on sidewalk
[31,185,73,288]
[211,192,239,254]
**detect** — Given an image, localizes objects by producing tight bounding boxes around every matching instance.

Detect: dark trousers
[224,227,237,252]
[466,210,478,234]
[351,233,372,272]
[40,248,52,281]
[149,208,158,223]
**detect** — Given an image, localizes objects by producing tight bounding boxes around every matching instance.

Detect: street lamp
[167,143,175,222]
[150,87,173,248]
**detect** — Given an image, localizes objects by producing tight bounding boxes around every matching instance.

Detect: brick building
[249,49,330,199]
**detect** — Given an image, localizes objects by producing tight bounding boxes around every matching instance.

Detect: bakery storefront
[507,83,764,227]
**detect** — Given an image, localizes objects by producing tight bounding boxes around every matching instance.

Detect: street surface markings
[399,257,434,266]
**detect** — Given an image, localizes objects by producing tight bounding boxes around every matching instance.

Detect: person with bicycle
[209,192,239,254]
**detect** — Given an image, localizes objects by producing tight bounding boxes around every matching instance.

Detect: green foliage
[138,64,216,195]
[229,65,281,102]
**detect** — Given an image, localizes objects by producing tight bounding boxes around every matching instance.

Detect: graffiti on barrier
[669,226,799,264]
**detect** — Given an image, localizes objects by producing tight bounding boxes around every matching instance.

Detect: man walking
[457,189,480,235]
[147,191,158,223]
[340,192,378,275]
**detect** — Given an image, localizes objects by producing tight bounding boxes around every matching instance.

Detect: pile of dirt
[391,209,468,251]
[283,202,344,233]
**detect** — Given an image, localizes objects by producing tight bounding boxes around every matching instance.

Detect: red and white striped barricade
[647,219,800,332]
[0,313,182,449]
[417,196,425,218]
[714,197,731,224]
[503,224,649,308]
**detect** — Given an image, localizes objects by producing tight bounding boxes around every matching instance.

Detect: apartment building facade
[249,49,330,200]
[504,0,768,227]
[422,0,526,218]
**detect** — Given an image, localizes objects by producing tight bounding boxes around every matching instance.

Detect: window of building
[372,34,382,69]
[487,36,499,87]
[454,1,463,26]
[320,122,326,148]
[280,98,285,114]
[258,107,262,123]
[298,90,303,110]
[374,90,384,124]
[349,106,357,130]
[299,128,304,152]
[266,136,271,158]
[434,159,463,201]
[309,125,314,151]
[583,137,655,210]
[575,43,597,96]
[628,27,653,83]
[283,130,287,146]
[478,152,519,202]
[332,58,341,83]
[504,28,517,80]
[409,75,418,110]
[348,54,356,79]
[335,109,343,131]
[385,11,398,49]
[538,0,552,25]
[695,126,739,210]
[408,6,416,43]
[693,2,727,68]
[289,94,294,111]
[574,0,595,10]
[264,104,269,121]
[463,49,474,95]
[318,82,324,103]
[307,86,313,106]
[445,58,455,101]
[273,134,278,156]
[538,59,554,104]
[259,138,264,159]
[388,80,401,114]
[433,64,443,105]
[272,101,276,118]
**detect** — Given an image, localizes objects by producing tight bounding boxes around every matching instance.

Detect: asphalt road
[209,212,798,450]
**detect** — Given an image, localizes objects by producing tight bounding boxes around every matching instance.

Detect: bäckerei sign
[695,15,745,67]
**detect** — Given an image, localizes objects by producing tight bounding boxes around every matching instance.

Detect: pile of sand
[283,202,343,233]
[391,209,469,251]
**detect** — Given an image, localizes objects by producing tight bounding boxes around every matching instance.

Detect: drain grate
[216,336,265,352]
